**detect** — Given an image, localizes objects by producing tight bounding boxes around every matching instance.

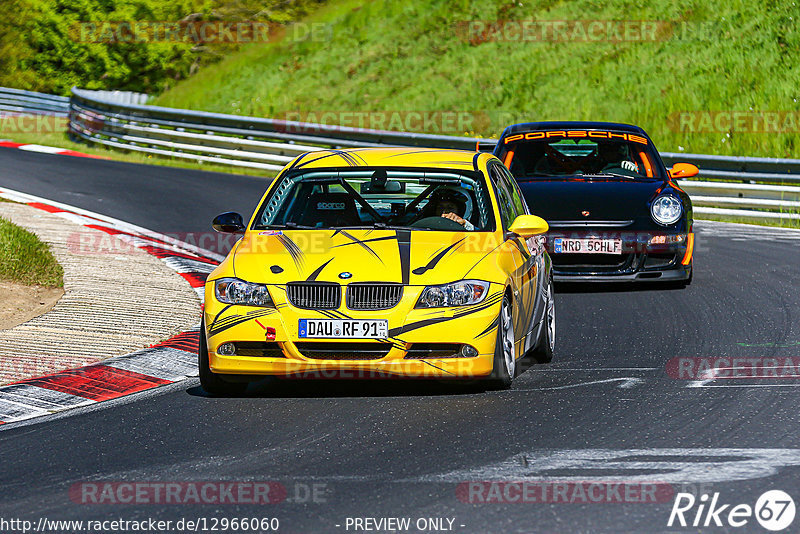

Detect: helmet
[429,186,473,219]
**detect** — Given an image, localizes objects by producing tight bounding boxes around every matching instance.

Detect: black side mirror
[212,212,245,233]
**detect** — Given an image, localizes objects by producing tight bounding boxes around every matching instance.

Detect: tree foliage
[0,0,325,95]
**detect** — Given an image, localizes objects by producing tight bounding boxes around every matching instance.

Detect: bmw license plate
[553,238,622,254]
[298,319,388,339]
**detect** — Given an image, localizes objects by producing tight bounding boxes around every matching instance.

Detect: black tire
[485,295,515,390]
[531,278,555,364]
[198,319,248,396]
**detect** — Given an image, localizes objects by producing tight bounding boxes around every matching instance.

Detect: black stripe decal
[306,258,334,281]
[276,234,305,270]
[396,230,412,285]
[412,238,465,275]
[209,309,276,336]
[331,231,387,263]
[475,316,500,339]
[462,242,504,279]
[421,360,454,375]
[210,304,232,328]
[297,149,362,168]
[211,308,275,327]
[388,292,504,336]
[388,317,447,337]
[289,152,308,170]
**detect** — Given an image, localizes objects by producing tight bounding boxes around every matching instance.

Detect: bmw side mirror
[508,215,549,238]
[212,212,245,234]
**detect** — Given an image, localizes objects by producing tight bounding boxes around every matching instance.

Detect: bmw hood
[517,178,665,222]
[231,229,506,286]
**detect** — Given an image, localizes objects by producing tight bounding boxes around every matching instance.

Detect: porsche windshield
[253,169,496,232]
[497,132,665,180]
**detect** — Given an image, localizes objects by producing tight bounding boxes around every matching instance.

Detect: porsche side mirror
[669,162,699,179]
[508,215,549,237]
[212,212,245,234]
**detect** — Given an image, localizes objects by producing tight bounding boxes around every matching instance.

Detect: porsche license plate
[553,238,622,254]
[298,319,388,339]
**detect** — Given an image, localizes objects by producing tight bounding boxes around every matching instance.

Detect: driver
[428,186,475,230]
[595,141,638,173]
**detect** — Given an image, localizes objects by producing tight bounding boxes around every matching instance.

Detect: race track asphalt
[2,147,800,533]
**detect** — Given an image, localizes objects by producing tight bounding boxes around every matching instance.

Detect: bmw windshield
[252,169,496,232]
[497,130,665,180]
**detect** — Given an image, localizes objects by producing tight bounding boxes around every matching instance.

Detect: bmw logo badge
[339,272,353,279]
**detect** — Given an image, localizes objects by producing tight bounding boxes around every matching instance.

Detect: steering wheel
[410,216,466,231]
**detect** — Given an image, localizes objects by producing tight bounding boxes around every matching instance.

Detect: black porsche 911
[494,121,697,286]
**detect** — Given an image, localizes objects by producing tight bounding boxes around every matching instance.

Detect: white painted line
[161,256,217,274]
[0,384,95,409]
[105,347,198,381]
[510,378,646,391]
[417,448,800,484]
[685,379,714,388]
[17,144,67,154]
[0,398,49,423]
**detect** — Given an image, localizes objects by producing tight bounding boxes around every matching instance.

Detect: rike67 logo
[668,490,795,531]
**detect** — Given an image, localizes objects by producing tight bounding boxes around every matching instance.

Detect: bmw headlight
[651,195,683,226]
[416,280,490,308]
[215,278,273,306]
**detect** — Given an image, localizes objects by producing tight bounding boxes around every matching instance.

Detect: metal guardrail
[6,86,800,222]
[0,87,70,117]
[68,87,494,171]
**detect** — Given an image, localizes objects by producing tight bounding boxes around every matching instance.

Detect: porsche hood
[516,178,664,223]
[229,229,508,286]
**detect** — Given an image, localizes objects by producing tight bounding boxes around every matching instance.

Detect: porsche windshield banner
[503,130,650,145]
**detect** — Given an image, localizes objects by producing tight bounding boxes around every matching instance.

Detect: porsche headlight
[215,278,273,307]
[416,280,490,308]
[651,195,683,226]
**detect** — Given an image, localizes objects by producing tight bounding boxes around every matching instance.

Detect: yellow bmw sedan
[200,147,555,394]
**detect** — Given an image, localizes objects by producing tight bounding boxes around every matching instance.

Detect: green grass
[154,0,800,159]
[0,217,64,287]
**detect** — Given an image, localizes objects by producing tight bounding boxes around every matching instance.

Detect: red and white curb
[0,188,222,426]
[0,139,105,159]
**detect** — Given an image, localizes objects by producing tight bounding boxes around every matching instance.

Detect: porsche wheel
[486,295,515,389]
[199,319,247,396]
[531,278,555,363]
